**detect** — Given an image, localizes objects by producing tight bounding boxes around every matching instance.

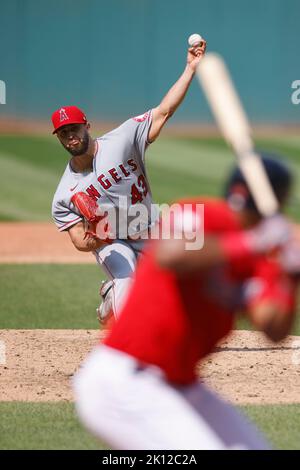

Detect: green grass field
[1,133,300,221]
[0,402,299,450]
[1,133,300,449]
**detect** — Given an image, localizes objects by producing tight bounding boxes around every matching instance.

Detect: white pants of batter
[94,239,144,317]
[73,346,270,450]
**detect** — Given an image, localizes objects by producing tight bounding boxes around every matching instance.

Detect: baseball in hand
[188,33,203,47]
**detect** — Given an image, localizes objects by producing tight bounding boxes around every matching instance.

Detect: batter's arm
[156,230,298,341]
[243,252,299,341]
[68,221,106,252]
[148,40,206,142]
[155,216,292,273]
[155,235,224,272]
[247,299,296,342]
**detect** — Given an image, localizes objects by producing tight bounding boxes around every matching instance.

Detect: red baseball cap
[51,105,87,134]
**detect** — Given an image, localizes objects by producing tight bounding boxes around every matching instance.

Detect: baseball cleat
[96,280,114,325]
[99,279,113,298]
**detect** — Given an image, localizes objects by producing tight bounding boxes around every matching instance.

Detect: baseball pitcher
[51,38,207,323]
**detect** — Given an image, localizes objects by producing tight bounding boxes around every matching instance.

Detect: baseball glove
[71,192,112,243]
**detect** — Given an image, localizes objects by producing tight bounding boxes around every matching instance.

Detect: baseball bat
[196,53,279,217]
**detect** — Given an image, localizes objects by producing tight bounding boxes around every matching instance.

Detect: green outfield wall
[0,0,299,123]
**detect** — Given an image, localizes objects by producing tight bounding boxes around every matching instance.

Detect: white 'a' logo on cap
[59,108,69,122]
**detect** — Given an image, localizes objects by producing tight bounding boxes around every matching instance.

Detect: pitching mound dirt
[201,330,300,405]
[0,223,94,263]
[0,329,300,404]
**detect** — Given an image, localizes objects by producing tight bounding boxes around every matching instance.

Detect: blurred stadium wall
[0,0,299,124]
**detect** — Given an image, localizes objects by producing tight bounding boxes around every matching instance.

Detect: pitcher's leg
[94,241,138,318]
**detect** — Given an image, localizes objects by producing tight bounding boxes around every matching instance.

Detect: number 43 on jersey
[131,174,148,204]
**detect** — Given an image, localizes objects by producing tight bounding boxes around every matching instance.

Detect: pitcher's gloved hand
[71,192,112,243]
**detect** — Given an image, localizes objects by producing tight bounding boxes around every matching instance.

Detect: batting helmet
[224,153,293,213]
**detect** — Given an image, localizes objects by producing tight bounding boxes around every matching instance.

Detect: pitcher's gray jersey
[52,110,157,237]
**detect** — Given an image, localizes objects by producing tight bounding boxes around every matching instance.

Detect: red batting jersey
[104,198,295,384]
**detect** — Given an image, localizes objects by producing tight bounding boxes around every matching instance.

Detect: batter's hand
[187,38,207,72]
[280,223,300,275]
